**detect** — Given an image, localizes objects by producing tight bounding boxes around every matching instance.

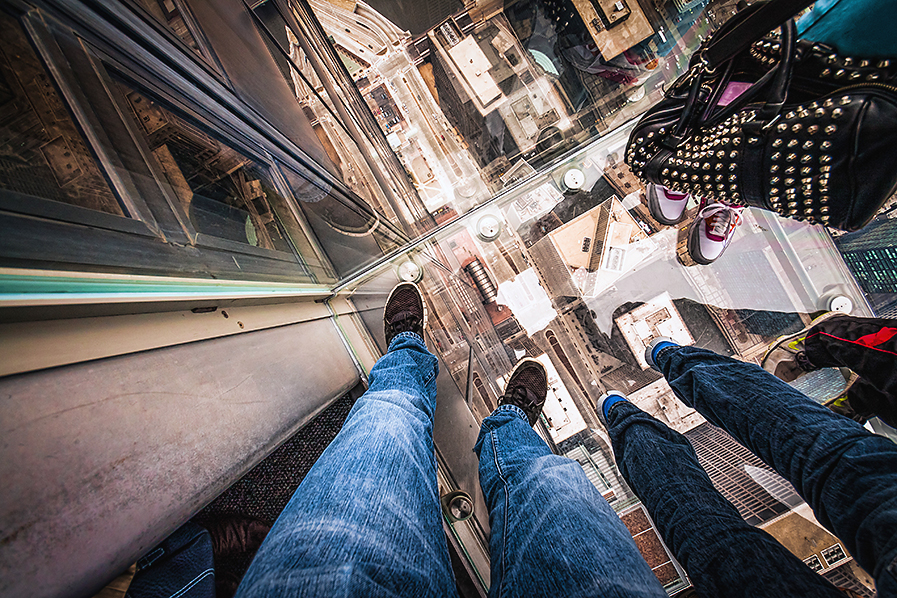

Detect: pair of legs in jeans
[234,314,897,596]
[233,330,663,598]
[620,340,897,597]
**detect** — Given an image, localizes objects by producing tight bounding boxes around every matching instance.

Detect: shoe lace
[388,311,421,334]
[702,203,743,238]
[504,385,538,411]
[795,350,817,371]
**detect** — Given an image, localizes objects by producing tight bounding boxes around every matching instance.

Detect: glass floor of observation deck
[299,0,895,593]
[338,119,892,595]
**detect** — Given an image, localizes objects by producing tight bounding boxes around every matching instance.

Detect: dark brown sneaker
[383,282,427,347]
[499,358,548,426]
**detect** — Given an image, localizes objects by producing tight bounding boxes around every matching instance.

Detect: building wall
[0,1,391,596]
[685,423,802,527]
[837,217,897,295]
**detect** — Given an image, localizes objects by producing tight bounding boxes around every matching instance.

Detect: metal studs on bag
[762,95,855,226]
[749,37,894,85]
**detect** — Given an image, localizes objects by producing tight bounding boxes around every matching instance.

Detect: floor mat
[193,393,357,596]
[198,393,356,522]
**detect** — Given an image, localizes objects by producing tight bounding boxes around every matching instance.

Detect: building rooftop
[446,36,503,108]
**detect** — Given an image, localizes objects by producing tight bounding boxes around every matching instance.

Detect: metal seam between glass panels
[330,117,642,294]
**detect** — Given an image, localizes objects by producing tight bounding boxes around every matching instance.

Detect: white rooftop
[447,36,502,107]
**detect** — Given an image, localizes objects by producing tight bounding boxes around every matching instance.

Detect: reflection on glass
[0,12,122,215]
[136,0,206,58]
[249,1,424,234]
[282,165,379,236]
[120,86,315,262]
[832,207,897,317]
[280,164,406,279]
[300,0,745,234]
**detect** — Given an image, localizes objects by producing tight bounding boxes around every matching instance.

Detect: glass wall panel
[120,86,301,255]
[0,12,123,216]
[251,0,434,236]
[303,0,742,225]
[0,9,335,285]
[343,115,885,594]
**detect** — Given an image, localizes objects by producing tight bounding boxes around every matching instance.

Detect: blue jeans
[235,333,666,597]
[474,405,666,598]
[234,332,455,597]
[608,345,897,597]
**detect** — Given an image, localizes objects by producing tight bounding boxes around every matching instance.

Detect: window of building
[821,543,848,567]
[247,1,423,235]
[0,12,123,216]
[803,555,824,572]
[117,84,313,260]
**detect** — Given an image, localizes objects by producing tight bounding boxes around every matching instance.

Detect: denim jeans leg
[474,404,667,598]
[235,332,456,598]
[655,344,897,595]
[606,401,845,597]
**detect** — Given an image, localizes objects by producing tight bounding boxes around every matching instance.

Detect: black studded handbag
[625,0,897,231]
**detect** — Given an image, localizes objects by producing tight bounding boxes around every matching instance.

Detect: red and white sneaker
[687,201,744,265]
[646,184,691,225]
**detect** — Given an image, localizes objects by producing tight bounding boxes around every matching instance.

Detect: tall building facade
[837,216,897,295]
[685,423,802,526]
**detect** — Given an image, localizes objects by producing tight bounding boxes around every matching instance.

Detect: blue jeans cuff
[602,394,629,421]
[492,403,529,423]
[387,331,426,352]
[653,342,679,368]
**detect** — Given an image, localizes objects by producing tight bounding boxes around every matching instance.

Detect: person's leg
[603,398,845,598]
[474,404,666,598]
[651,342,897,595]
[805,314,897,408]
[235,330,455,598]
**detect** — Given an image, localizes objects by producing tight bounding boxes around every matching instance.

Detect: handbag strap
[701,0,815,69]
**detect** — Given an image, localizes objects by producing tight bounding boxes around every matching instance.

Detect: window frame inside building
[118,0,230,84]
[0,6,338,284]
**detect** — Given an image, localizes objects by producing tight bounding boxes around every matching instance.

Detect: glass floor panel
[343,118,879,594]
[319,1,891,594]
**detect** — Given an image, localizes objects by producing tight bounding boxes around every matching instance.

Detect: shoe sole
[823,375,858,408]
[686,216,724,265]
[384,281,427,341]
[647,186,688,226]
[760,311,843,371]
[505,357,547,394]
[760,328,805,373]
[644,336,677,371]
